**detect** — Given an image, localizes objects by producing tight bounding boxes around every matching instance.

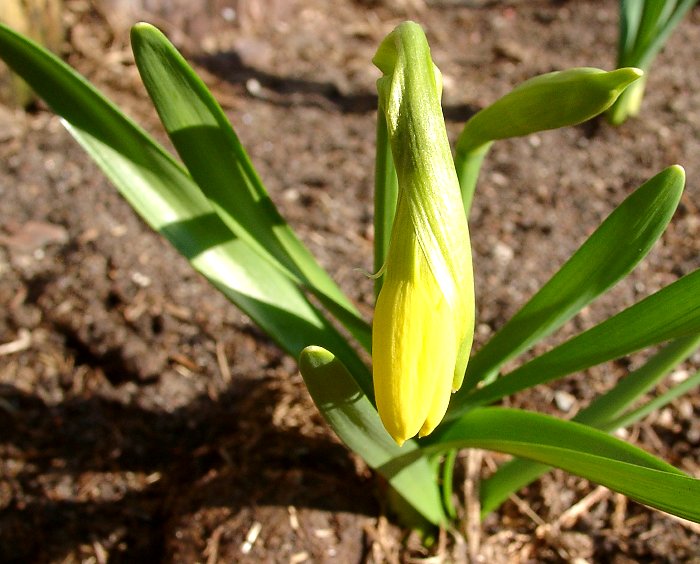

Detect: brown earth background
[1,0,699,562]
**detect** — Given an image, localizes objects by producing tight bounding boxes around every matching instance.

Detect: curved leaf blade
[479,334,700,515]
[0,23,371,386]
[456,67,642,155]
[455,67,642,215]
[425,408,700,522]
[461,165,685,391]
[129,23,371,351]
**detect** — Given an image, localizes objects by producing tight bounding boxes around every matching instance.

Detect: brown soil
[1,1,699,562]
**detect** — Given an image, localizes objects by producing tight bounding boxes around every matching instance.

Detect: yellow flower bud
[372,22,475,445]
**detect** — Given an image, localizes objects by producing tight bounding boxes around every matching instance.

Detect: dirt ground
[1,0,699,562]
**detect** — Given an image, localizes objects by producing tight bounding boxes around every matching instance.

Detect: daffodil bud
[457,66,643,155]
[372,22,475,445]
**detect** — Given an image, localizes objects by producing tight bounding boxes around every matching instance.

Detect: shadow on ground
[0,377,376,563]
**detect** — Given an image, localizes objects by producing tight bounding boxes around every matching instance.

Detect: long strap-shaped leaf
[455,67,642,214]
[129,23,371,352]
[423,408,700,522]
[479,333,700,515]
[299,347,446,525]
[461,165,684,390]
[0,23,371,388]
[448,265,700,415]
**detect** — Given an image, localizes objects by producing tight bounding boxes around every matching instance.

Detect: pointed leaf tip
[299,345,335,371]
[604,67,644,93]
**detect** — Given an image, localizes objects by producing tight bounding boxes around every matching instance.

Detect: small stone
[492,241,514,265]
[554,390,576,413]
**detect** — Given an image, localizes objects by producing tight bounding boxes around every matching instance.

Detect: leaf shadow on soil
[0,376,377,563]
[193,50,477,122]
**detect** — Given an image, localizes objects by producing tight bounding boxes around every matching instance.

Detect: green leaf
[461,165,685,391]
[618,0,697,70]
[130,23,371,352]
[450,265,700,413]
[0,23,371,388]
[578,333,700,427]
[609,0,697,124]
[299,346,446,526]
[456,67,642,155]
[456,67,642,214]
[423,408,700,522]
[609,368,700,431]
[479,334,700,515]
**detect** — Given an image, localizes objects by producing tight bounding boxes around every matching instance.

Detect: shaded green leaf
[299,346,446,525]
[373,110,398,297]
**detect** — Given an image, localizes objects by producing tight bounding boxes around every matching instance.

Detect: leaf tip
[299,345,334,371]
[668,164,685,181]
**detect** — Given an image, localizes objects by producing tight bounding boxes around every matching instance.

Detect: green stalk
[441,449,458,519]
[373,109,399,297]
[455,142,491,217]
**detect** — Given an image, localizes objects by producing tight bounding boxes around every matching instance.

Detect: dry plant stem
[215,339,232,385]
[613,493,627,532]
[204,523,225,564]
[0,328,32,355]
[508,493,547,527]
[554,485,609,529]
[463,448,483,562]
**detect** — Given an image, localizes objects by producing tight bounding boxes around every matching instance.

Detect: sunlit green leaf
[461,165,684,391]
[423,408,700,522]
[449,265,700,415]
[130,23,371,352]
[456,67,642,211]
[479,334,700,515]
[0,23,371,389]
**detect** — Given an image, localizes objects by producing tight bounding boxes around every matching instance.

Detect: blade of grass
[461,165,684,391]
[608,369,700,430]
[130,23,371,352]
[0,23,372,391]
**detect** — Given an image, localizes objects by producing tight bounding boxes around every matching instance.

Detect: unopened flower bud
[372,22,475,445]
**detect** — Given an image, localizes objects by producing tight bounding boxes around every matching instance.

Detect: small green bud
[457,67,643,154]
[372,22,475,445]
